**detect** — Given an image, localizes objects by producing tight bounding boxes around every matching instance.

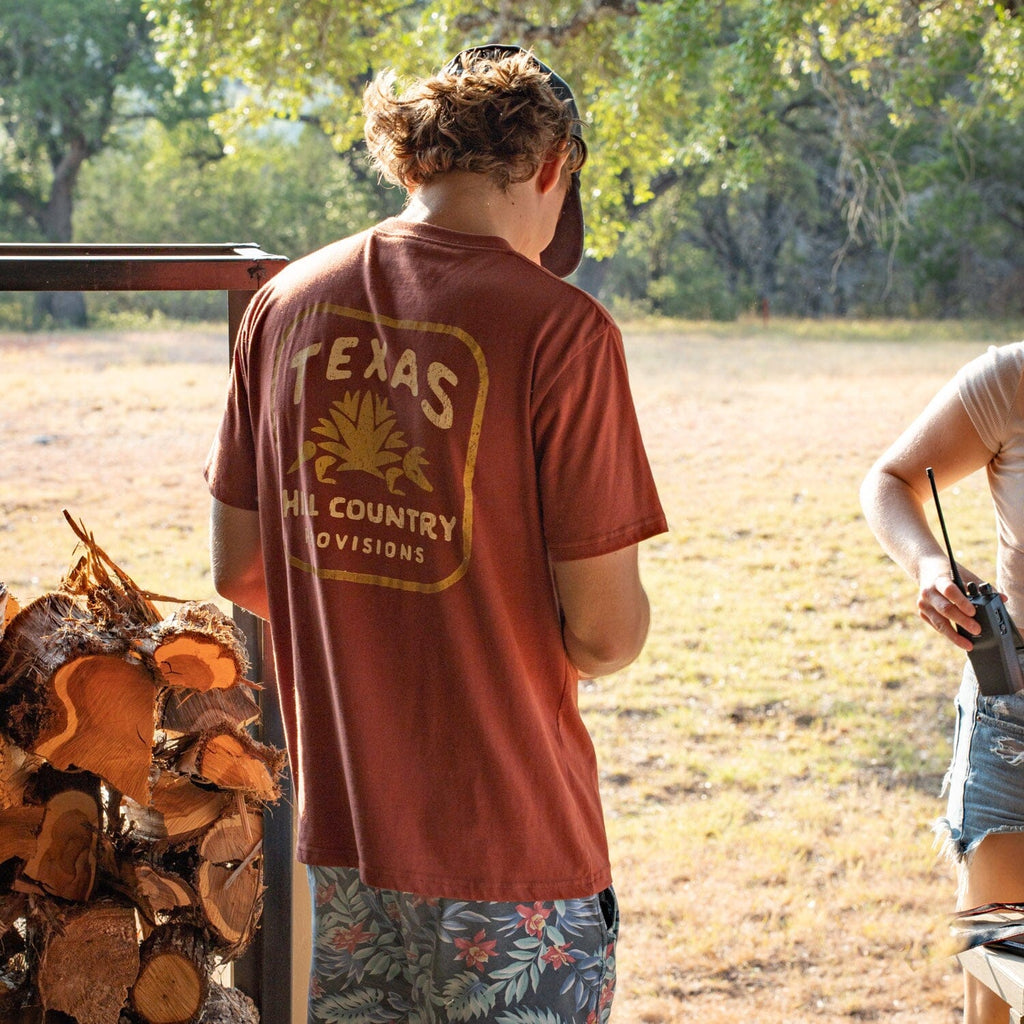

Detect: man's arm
[551,544,651,678]
[209,497,270,620]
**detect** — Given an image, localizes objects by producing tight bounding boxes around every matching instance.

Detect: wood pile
[0,514,284,1024]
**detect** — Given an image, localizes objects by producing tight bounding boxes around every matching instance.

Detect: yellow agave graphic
[289,390,432,496]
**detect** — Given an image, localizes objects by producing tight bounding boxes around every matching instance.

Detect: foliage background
[1,1,1022,324]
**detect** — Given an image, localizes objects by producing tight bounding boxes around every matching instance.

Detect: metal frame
[0,243,293,1023]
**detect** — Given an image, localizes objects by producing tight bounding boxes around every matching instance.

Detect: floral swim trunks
[306,865,618,1023]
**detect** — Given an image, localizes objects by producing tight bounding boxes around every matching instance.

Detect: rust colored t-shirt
[205,218,668,900]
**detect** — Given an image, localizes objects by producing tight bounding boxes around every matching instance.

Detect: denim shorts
[939,664,1024,862]
[306,865,618,1024]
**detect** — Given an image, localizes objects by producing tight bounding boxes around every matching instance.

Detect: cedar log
[129,924,209,1024]
[31,654,156,804]
[16,786,101,902]
[123,773,232,844]
[176,732,282,802]
[158,686,260,736]
[150,603,248,693]
[196,811,264,955]
[37,901,139,1024]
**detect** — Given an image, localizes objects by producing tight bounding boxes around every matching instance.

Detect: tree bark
[37,902,139,1024]
[33,135,89,327]
[158,685,260,735]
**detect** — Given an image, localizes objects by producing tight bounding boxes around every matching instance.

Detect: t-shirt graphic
[270,302,488,592]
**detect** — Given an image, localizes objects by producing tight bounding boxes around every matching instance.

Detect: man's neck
[399,172,544,264]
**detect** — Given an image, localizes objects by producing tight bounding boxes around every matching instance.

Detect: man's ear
[537,149,570,195]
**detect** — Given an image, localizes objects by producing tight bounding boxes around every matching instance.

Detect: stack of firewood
[0,514,284,1024]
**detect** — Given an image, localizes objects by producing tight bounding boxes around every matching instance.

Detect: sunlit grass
[2,320,1019,1020]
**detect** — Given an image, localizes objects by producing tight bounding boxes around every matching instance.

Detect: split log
[196,811,264,954]
[132,864,198,917]
[0,593,157,803]
[17,785,101,901]
[158,686,260,736]
[37,901,139,1024]
[0,592,86,750]
[151,776,232,840]
[129,924,209,1024]
[33,654,155,804]
[123,774,231,844]
[150,603,247,693]
[176,732,283,802]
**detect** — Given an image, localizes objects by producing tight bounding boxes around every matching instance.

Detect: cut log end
[18,786,101,902]
[130,925,210,1024]
[30,654,156,804]
[156,636,239,693]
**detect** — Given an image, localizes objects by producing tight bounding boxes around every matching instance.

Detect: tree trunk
[33,135,90,327]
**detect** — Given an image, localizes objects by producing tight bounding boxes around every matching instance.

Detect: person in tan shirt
[862,342,1024,1024]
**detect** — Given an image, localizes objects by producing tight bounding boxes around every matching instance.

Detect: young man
[206,45,667,1022]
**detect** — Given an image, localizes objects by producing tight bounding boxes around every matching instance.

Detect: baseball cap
[443,44,586,277]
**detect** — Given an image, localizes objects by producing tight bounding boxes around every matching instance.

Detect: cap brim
[540,173,584,277]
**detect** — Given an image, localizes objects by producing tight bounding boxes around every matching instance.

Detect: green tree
[141,0,1022,316]
[144,1,1020,245]
[0,0,208,323]
[72,120,403,320]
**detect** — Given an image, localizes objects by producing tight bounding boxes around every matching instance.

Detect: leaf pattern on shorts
[309,869,615,1024]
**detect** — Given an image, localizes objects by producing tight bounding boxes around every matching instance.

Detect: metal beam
[0,243,285,292]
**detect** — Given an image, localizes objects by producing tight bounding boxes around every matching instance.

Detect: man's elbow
[564,596,651,678]
[211,568,246,608]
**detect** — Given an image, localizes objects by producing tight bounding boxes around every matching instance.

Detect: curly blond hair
[363,49,586,192]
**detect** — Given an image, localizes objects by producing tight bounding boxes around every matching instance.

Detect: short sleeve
[957,342,1024,454]
[533,325,667,561]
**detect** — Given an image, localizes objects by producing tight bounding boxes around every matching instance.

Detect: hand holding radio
[927,467,1024,696]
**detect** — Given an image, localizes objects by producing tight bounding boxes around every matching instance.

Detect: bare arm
[551,545,651,677]
[209,497,270,621]
[860,377,995,650]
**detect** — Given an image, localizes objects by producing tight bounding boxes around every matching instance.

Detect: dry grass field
[2,317,1024,1022]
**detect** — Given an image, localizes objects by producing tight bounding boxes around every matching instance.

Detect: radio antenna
[927,466,966,593]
